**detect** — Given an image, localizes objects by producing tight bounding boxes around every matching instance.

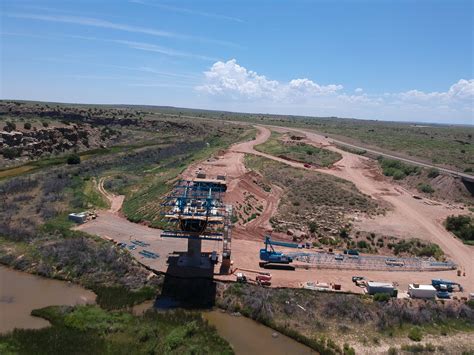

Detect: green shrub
[427,168,440,178]
[379,158,420,180]
[1,147,21,159]
[42,121,49,127]
[357,240,368,249]
[67,154,81,165]
[4,121,16,131]
[445,215,474,243]
[23,122,32,130]
[418,183,434,193]
[339,228,349,238]
[373,293,390,302]
[407,327,423,341]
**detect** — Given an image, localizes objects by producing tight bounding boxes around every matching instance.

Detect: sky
[1,0,473,124]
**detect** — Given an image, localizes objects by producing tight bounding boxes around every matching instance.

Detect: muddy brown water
[0,266,96,333]
[134,301,314,354]
[1,267,313,354]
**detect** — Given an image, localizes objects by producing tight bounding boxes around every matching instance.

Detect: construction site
[75,124,472,301]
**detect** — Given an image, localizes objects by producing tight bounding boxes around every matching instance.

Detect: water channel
[1,266,314,354]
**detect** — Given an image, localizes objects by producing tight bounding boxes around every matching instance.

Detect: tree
[67,154,81,165]
[2,147,21,159]
[4,121,16,132]
[24,122,32,130]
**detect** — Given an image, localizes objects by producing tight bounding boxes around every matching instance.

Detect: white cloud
[196,59,342,100]
[196,59,473,123]
[130,1,243,23]
[113,40,217,61]
[7,12,238,47]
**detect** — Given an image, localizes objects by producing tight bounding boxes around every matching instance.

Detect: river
[1,267,314,354]
[0,266,96,333]
[134,300,314,354]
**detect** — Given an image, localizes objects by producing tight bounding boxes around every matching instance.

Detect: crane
[259,235,303,267]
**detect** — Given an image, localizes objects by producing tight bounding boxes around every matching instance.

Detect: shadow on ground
[153,253,217,309]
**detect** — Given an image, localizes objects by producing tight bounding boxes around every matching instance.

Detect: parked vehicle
[408,284,436,299]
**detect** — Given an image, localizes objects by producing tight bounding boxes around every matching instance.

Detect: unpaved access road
[237,125,472,288]
[77,125,472,294]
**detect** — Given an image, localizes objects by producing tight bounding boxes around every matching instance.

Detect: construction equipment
[255,274,272,286]
[259,236,301,266]
[236,272,247,283]
[161,175,233,269]
[431,279,463,292]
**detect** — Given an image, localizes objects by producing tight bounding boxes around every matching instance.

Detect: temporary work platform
[162,175,232,269]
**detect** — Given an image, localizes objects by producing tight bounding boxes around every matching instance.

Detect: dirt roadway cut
[77,125,472,295]
[240,125,472,290]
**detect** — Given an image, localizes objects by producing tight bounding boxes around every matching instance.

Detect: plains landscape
[1,1,473,354]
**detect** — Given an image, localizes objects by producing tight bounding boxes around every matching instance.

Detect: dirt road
[96,177,124,214]
[77,125,472,294]
[236,125,472,288]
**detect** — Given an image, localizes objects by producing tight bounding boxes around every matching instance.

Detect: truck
[344,249,359,256]
[256,274,272,286]
[431,279,463,292]
[366,281,395,296]
[408,284,436,299]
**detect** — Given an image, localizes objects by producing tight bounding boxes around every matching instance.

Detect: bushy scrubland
[0,306,232,355]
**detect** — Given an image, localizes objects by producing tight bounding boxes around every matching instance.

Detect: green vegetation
[245,154,380,236]
[334,143,366,155]
[23,122,31,130]
[122,127,254,227]
[445,215,474,245]
[378,157,420,180]
[427,168,440,178]
[4,121,16,131]
[217,282,474,353]
[417,183,435,194]
[0,306,232,355]
[388,238,444,260]
[1,147,21,159]
[92,285,157,310]
[373,293,391,302]
[66,153,81,165]
[255,132,341,167]
[407,327,423,341]
[401,343,437,353]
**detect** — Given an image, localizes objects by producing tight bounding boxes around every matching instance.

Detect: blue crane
[259,236,301,266]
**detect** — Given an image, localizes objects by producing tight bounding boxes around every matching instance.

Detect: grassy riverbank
[0,305,232,355]
[216,283,474,354]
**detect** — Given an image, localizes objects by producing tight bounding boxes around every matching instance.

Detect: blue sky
[1,0,473,124]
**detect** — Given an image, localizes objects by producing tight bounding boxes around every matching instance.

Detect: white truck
[408,284,436,299]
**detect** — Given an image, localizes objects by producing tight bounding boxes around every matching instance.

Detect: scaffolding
[161,175,232,270]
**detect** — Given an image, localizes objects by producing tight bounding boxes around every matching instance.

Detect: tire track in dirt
[96,177,124,214]
[236,125,472,289]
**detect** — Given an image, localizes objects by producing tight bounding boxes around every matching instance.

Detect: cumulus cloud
[196,59,342,100]
[196,59,473,123]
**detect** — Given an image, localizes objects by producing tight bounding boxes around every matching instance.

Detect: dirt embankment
[248,125,472,285]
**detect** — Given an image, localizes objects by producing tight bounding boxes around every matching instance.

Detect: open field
[254,131,342,167]
[126,105,474,173]
[1,101,473,353]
